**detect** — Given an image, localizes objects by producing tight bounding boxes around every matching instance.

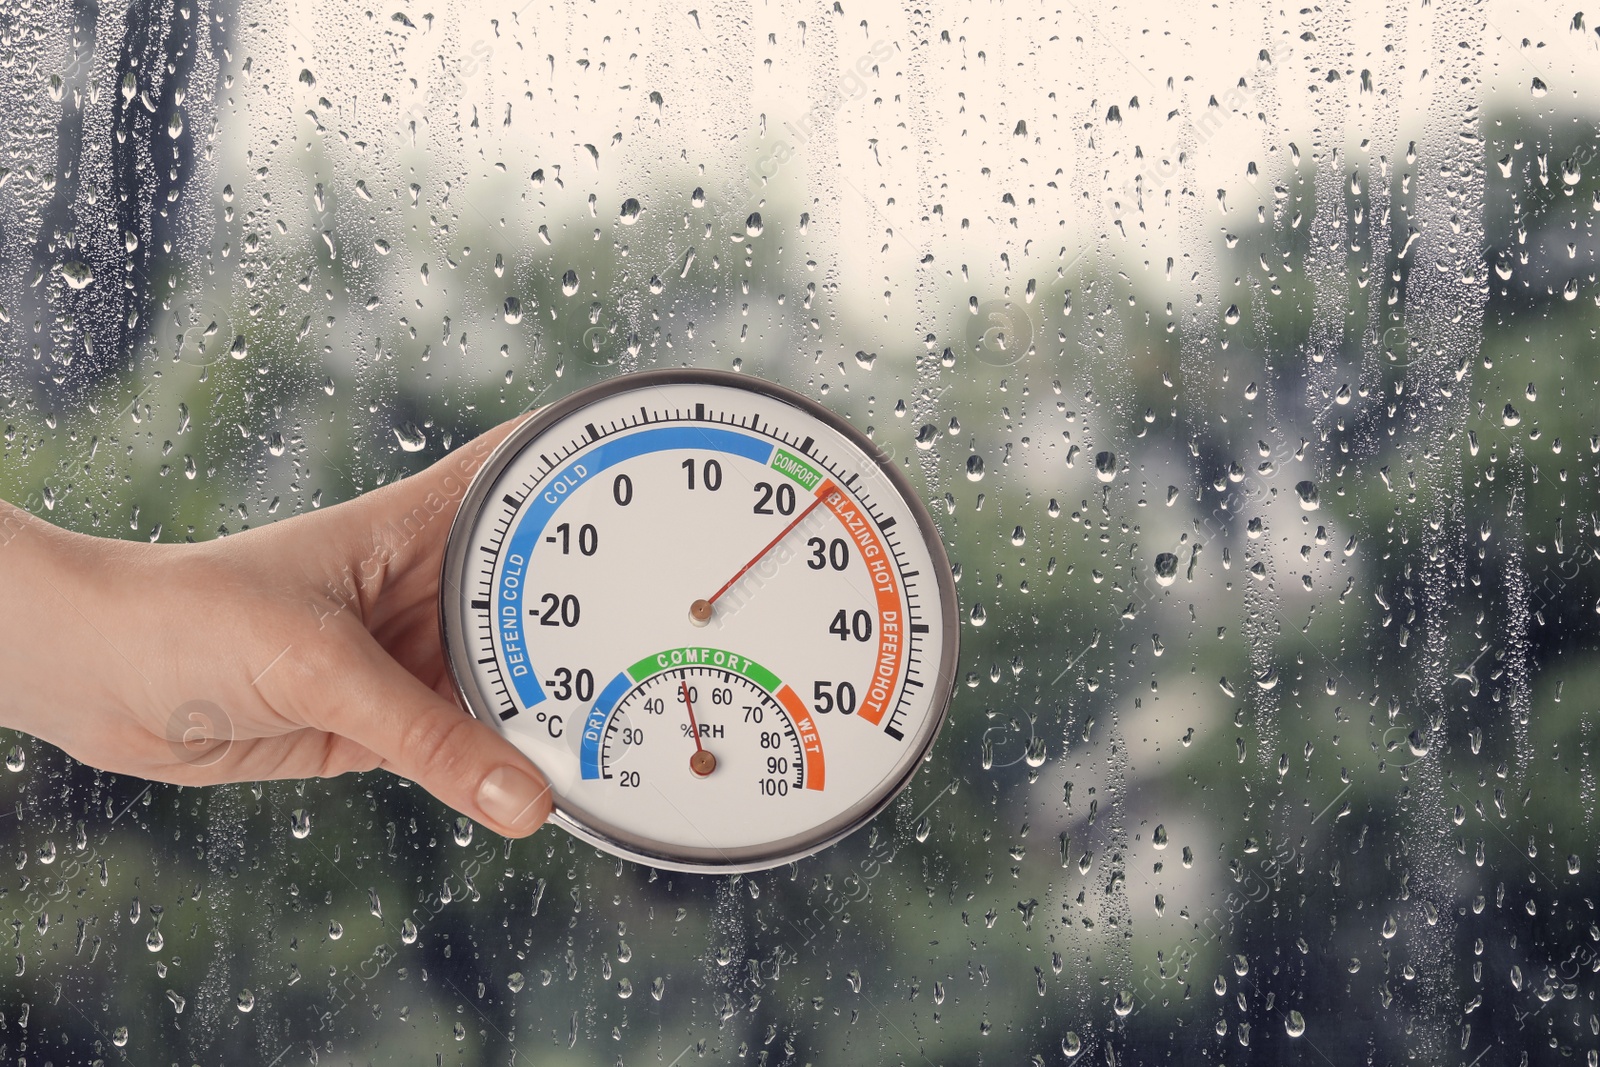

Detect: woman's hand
[0,415,553,837]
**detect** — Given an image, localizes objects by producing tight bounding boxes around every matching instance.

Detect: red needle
[692,481,834,622]
[681,680,704,754]
[681,679,716,777]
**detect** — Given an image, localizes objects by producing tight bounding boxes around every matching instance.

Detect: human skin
[0,415,553,837]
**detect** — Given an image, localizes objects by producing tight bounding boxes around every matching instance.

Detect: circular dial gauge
[441,369,959,872]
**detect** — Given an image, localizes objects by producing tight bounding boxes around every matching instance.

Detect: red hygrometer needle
[690,482,833,624]
[681,679,716,777]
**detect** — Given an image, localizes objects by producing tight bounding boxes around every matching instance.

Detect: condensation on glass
[0,0,1596,1062]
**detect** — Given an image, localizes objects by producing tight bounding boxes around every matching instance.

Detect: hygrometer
[440,369,958,872]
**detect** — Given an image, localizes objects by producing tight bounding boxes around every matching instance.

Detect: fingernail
[477,766,551,833]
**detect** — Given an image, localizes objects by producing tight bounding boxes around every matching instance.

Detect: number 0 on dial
[441,369,959,872]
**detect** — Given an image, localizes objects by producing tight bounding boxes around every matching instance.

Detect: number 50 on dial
[441,369,960,872]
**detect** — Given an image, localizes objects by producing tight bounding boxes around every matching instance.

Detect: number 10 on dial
[441,369,959,872]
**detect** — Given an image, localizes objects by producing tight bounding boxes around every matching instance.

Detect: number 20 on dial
[441,369,959,872]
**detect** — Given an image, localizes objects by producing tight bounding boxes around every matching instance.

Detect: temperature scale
[441,369,959,872]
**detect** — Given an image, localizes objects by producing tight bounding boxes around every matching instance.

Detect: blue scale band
[579,670,635,780]
[495,425,776,710]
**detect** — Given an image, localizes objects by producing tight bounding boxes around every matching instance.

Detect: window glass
[2,1,1596,1062]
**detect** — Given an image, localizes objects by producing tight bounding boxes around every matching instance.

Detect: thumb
[340,409,538,580]
[377,408,536,515]
[307,640,555,836]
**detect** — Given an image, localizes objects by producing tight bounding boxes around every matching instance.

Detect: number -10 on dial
[441,369,959,872]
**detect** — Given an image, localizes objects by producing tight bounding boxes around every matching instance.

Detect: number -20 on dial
[441,369,959,872]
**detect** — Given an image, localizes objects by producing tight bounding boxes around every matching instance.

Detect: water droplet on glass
[236,989,255,1013]
[1294,480,1320,510]
[508,972,526,993]
[969,603,987,627]
[229,335,248,360]
[290,808,312,839]
[393,423,427,452]
[1502,403,1522,426]
[965,455,985,481]
[1061,1033,1082,1058]
[1531,77,1549,97]
[1152,824,1168,849]
[1153,553,1179,586]
[328,920,344,940]
[561,270,579,296]
[1094,451,1117,482]
[401,918,418,944]
[504,297,523,324]
[619,197,641,224]
[5,746,24,772]
[453,816,473,846]
[59,262,93,289]
[1285,1011,1306,1037]
[854,350,876,370]
[1224,304,1241,324]
[745,212,763,236]
[145,927,164,952]
[112,1027,129,1047]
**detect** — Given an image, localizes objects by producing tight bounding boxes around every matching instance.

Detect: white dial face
[443,372,957,871]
